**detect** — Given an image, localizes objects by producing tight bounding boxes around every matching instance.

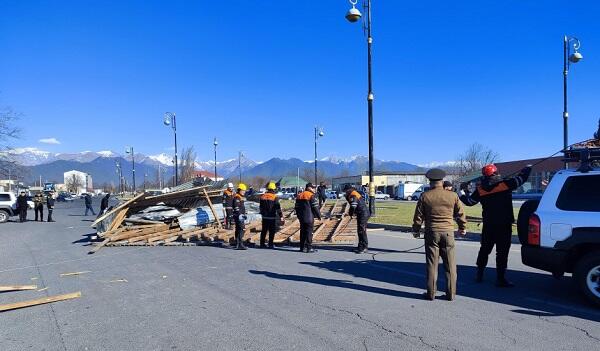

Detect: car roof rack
[564,145,600,173]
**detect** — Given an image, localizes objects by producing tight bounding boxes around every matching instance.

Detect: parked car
[0,192,17,223]
[395,183,423,200]
[408,185,431,201]
[518,151,600,306]
[277,191,296,200]
[326,190,338,199]
[57,193,74,202]
[374,191,390,200]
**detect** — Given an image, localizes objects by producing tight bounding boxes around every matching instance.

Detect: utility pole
[314,126,324,186]
[563,35,583,169]
[213,137,218,180]
[238,151,243,184]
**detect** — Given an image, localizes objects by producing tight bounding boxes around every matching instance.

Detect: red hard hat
[482,164,498,177]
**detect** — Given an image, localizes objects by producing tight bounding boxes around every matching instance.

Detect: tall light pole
[125,146,136,192]
[563,36,583,169]
[213,137,218,180]
[164,112,178,186]
[314,126,324,185]
[115,161,123,194]
[238,151,244,184]
[346,0,376,215]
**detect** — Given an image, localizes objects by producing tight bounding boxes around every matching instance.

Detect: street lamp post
[346,0,376,215]
[213,137,218,180]
[314,126,324,185]
[115,161,123,194]
[238,151,244,184]
[563,36,583,169]
[125,146,136,192]
[164,112,178,186]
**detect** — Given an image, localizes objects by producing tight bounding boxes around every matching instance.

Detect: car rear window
[0,194,11,201]
[556,175,600,212]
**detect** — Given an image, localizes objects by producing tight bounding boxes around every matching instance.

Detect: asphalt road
[0,199,598,351]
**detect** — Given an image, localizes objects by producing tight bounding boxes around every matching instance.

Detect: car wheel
[0,210,9,223]
[574,252,600,307]
[407,196,412,201]
[517,199,540,246]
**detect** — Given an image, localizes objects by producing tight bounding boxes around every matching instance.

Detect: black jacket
[317,185,327,200]
[460,167,531,225]
[47,196,55,209]
[100,195,110,212]
[84,194,92,205]
[260,191,283,220]
[222,189,234,209]
[17,195,28,211]
[345,190,369,219]
[295,190,321,224]
[233,193,246,216]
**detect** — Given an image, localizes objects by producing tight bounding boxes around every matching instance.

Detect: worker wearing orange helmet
[460,163,532,287]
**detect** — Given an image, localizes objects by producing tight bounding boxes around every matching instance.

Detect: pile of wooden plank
[89,189,357,254]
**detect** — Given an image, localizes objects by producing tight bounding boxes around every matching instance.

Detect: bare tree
[456,143,500,177]
[179,146,197,183]
[66,174,84,193]
[0,106,22,179]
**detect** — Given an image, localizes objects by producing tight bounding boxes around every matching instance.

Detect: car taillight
[528,214,541,246]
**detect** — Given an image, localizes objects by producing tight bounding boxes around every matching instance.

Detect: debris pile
[90,180,357,254]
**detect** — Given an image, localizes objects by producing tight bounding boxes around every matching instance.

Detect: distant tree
[456,143,500,177]
[179,147,197,183]
[0,105,22,179]
[66,174,83,193]
[247,176,268,190]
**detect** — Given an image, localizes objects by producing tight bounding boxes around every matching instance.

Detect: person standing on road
[317,181,327,208]
[294,183,321,253]
[47,191,56,222]
[99,193,110,217]
[84,193,96,216]
[413,168,467,301]
[460,164,531,287]
[222,183,235,230]
[33,192,45,222]
[259,182,284,249]
[17,191,28,222]
[233,183,248,250]
[344,184,370,254]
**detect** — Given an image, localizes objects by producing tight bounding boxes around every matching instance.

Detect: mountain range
[3,148,422,186]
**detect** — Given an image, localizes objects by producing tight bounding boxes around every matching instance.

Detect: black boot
[496,269,514,288]
[475,268,484,283]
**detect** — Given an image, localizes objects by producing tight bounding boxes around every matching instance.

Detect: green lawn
[281,199,520,234]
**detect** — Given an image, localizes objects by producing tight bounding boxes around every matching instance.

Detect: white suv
[518,162,600,306]
[0,192,18,223]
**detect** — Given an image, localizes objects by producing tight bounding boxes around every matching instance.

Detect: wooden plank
[203,188,223,229]
[127,228,181,244]
[88,238,110,254]
[0,285,37,292]
[108,208,129,231]
[123,218,165,225]
[92,192,146,227]
[0,292,81,312]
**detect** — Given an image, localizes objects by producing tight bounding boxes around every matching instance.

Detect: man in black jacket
[316,182,327,208]
[99,193,110,217]
[344,185,370,253]
[233,184,248,250]
[259,182,283,249]
[295,183,322,253]
[17,191,28,222]
[460,164,531,287]
[84,193,96,216]
[47,191,56,222]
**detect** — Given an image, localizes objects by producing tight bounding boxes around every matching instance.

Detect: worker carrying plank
[259,182,284,249]
[233,183,248,250]
[343,184,370,254]
[222,183,235,229]
[294,183,321,253]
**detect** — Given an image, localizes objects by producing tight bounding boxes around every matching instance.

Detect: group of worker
[413,164,531,301]
[222,162,531,301]
[15,191,55,222]
[222,180,370,253]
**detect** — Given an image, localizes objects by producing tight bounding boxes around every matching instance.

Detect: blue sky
[1,0,599,165]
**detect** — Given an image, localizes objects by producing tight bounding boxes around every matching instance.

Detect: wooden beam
[0,285,37,292]
[203,188,223,229]
[88,238,110,254]
[0,292,81,312]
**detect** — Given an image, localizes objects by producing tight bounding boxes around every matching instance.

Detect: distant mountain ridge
[6,148,423,186]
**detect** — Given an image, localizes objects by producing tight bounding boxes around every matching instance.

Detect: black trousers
[225,209,234,229]
[318,197,325,208]
[260,219,278,247]
[299,222,314,251]
[356,216,369,249]
[35,205,44,221]
[85,204,96,216]
[476,223,513,277]
[19,208,27,222]
[234,218,245,247]
[47,209,54,222]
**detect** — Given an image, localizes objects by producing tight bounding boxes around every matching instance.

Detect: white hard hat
[227,182,234,188]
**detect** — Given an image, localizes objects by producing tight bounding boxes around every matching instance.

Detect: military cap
[425,168,446,181]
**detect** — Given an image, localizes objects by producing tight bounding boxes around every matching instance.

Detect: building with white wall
[63,170,93,195]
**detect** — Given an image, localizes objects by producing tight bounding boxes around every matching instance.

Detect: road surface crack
[538,316,600,342]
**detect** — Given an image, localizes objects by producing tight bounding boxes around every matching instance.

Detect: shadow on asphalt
[251,260,600,323]
[72,233,96,246]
